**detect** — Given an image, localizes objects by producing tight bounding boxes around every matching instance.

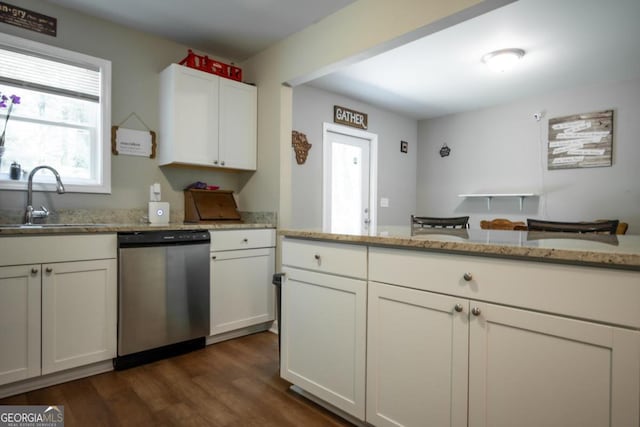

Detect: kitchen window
[0,34,111,193]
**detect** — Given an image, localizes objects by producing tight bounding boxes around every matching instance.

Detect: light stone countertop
[0,222,275,235]
[279,226,640,270]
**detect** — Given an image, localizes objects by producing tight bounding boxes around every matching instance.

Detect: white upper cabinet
[158,64,257,170]
[219,78,257,170]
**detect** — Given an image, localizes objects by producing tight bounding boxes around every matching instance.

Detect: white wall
[292,85,417,228]
[416,77,640,232]
[241,0,509,227]
[0,1,248,215]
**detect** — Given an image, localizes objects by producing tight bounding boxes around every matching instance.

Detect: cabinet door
[210,248,275,335]
[159,64,220,166]
[219,78,257,170]
[281,267,367,420]
[0,265,41,385]
[367,281,469,427]
[469,302,640,427]
[42,259,117,374]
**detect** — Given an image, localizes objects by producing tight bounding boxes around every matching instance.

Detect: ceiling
[45,0,355,61]
[44,0,640,120]
[310,0,640,119]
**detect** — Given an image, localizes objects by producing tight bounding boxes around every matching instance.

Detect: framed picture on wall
[400,140,408,153]
[548,110,613,169]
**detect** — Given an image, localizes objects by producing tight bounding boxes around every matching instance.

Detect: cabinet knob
[454,304,464,313]
[243,238,248,243]
[314,254,321,265]
[46,267,53,273]
[31,267,38,274]
[211,256,217,260]
[213,160,219,165]
[463,272,473,282]
[221,161,225,166]
[471,307,481,316]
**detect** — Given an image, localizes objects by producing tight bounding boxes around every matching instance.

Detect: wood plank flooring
[0,332,354,427]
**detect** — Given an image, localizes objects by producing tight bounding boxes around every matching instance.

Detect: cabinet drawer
[0,234,116,266]
[369,247,640,329]
[210,229,275,251]
[282,238,367,279]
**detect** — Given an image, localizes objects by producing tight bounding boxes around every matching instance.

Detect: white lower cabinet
[41,259,117,375]
[281,238,368,420]
[0,234,117,388]
[281,241,640,427]
[367,281,640,427]
[281,267,367,420]
[366,281,469,427]
[0,265,41,386]
[468,301,640,427]
[209,229,276,336]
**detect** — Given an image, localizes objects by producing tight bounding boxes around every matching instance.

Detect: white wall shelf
[458,193,538,210]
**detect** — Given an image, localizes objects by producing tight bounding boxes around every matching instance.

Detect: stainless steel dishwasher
[115,230,210,369]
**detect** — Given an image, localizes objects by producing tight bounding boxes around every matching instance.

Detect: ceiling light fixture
[481,48,525,72]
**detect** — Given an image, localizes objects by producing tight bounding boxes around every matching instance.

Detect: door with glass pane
[323,125,375,235]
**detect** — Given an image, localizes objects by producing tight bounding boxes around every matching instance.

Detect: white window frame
[0,33,111,194]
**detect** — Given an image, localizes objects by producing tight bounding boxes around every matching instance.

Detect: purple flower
[0,92,22,146]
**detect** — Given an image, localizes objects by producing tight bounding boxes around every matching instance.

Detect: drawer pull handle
[463,272,473,281]
[243,238,248,243]
[314,254,321,265]
[471,307,481,316]
[45,267,53,273]
[454,304,464,313]
[31,267,38,275]
[212,256,217,260]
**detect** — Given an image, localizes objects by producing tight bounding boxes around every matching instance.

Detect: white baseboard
[289,385,367,427]
[0,360,113,399]
[206,321,273,345]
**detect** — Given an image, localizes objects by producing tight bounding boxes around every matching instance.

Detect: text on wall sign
[334,105,368,130]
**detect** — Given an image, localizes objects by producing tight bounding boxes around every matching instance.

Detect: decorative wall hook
[292,130,312,164]
[439,143,451,157]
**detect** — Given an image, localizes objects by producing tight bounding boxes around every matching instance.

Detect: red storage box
[179,49,242,82]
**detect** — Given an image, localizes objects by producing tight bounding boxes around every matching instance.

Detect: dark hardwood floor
[0,332,354,427]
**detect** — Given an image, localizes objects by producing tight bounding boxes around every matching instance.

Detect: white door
[281,267,367,420]
[210,248,275,335]
[468,301,640,427]
[323,123,377,234]
[0,265,41,386]
[219,78,257,170]
[42,259,117,375]
[367,281,469,427]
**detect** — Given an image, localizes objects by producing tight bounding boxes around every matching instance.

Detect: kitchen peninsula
[278,227,640,427]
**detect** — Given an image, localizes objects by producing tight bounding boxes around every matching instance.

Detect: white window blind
[0,47,100,102]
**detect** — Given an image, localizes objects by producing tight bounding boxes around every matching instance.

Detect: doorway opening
[322,123,378,235]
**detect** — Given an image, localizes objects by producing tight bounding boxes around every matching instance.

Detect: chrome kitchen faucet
[24,165,65,225]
